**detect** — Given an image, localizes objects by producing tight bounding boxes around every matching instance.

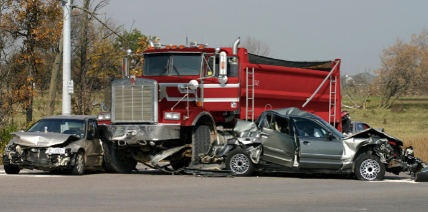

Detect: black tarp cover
[248,53,333,71]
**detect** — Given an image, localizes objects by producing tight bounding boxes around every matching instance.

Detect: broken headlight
[46,148,66,155]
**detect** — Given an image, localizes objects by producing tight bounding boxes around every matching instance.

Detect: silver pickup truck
[199,108,428,181]
[2,116,103,175]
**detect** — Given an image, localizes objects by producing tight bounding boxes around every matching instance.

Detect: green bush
[0,125,18,165]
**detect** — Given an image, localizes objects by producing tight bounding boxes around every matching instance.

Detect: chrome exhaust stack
[232,37,240,55]
[148,39,154,48]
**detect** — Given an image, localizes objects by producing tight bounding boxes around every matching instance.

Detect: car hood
[9,132,80,147]
[344,128,403,146]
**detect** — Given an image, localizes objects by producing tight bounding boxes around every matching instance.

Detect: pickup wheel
[226,148,254,176]
[355,155,385,181]
[70,151,86,175]
[4,165,20,174]
[102,138,137,174]
[3,156,20,174]
[191,125,211,165]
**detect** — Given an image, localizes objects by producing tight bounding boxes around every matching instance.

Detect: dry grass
[404,138,428,162]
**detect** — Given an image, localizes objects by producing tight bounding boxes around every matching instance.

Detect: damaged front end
[197,120,264,172]
[347,129,428,182]
[2,133,81,172]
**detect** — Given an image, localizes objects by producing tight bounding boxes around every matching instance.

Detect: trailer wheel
[355,155,385,181]
[102,138,137,174]
[226,148,254,176]
[191,125,211,165]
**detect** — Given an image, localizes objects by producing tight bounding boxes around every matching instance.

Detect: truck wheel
[4,165,20,174]
[191,125,211,165]
[226,148,254,176]
[102,138,137,174]
[355,155,385,181]
[70,151,86,175]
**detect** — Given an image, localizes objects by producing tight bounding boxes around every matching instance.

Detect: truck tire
[102,138,137,174]
[226,148,254,176]
[355,155,385,181]
[191,125,211,165]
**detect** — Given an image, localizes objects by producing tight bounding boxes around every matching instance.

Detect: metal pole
[62,0,72,115]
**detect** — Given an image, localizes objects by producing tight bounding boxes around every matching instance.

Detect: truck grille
[112,78,158,123]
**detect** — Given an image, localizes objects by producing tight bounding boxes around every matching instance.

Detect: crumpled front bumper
[414,168,428,182]
[3,148,73,171]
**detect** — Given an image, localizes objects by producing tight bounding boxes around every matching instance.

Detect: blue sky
[102,0,428,75]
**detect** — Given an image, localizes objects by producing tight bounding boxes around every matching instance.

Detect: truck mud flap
[184,167,235,177]
[414,168,428,182]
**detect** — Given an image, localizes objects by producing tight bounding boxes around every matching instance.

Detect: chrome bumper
[99,124,180,145]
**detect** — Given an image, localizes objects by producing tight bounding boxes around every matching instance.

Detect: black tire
[355,155,385,181]
[226,148,254,176]
[4,165,20,174]
[101,138,137,174]
[70,151,86,175]
[191,125,212,165]
[3,156,20,174]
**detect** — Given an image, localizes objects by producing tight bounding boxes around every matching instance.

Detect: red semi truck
[98,38,342,173]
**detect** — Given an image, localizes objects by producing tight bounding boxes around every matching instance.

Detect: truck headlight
[98,113,111,121]
[45,148,66,155]
[165,112,180,120]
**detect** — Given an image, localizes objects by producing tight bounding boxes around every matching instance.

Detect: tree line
[342,30,428,109]
[0,0,155,128]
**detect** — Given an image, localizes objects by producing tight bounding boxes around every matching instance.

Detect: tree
[241,36,270,56]
[341,71,374,109]
[113,28,145,53]
[1,0,62,123]
[375,39,419,108]
[411,29,428,95]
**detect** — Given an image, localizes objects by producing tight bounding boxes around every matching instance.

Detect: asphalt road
[1,164,427,212]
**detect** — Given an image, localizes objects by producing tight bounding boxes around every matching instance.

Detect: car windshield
[27,119,86,138]
[315,117,346,138]
[143,53,201,76]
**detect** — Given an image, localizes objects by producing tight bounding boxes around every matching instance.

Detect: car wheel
[191,125,211,165]
[355,155,385,181]
[4,165,20,174]
[71,151,86,175]
[226,148,254,176]
[101,137,137,174]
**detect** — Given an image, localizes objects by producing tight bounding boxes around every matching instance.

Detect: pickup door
[292,117,343,169]
[259,112,296,167]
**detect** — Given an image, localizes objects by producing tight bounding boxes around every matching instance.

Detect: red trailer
[98,38,342,173]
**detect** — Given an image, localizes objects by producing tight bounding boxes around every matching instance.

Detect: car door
[85,119,103,167]
[291,117,343,169]
[260,112,296,167]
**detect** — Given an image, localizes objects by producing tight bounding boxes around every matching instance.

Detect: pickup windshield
[143,53,201,76]
[27,119,86,138]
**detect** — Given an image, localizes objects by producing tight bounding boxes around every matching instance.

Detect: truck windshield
[143,53,201,76]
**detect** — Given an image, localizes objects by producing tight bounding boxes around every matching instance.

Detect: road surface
[1,164,427,212]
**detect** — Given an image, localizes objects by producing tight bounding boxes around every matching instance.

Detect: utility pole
[62,0,72,115]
